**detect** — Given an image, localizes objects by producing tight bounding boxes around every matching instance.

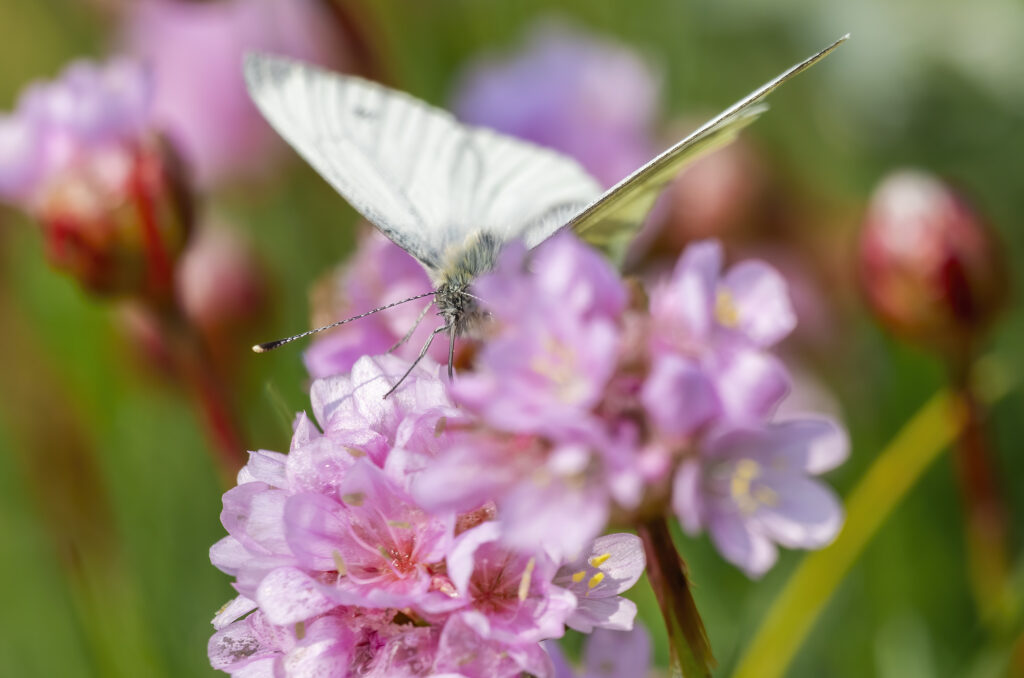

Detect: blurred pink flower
[859,169,1007,356]
[453,20,658,187]
[0,57,192,299]
[547,624,652,678]
[673,418,848,577]
[122,0,346,186]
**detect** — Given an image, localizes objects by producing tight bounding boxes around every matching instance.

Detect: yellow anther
[571,570,586,583]
[345,447,366,458]
[730,459,762,515]
[753,485,779,507]
[341,492,365,506]
[588,572,605,589]
[518,558,536,602]
[294,621,306,640]
[387,520,412,529]
[715,289,740,328]
[588,552,612,568]
[332,550,347,576]
[434,417,447,437]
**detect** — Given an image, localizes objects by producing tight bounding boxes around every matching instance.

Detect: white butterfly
[245,35,847,388]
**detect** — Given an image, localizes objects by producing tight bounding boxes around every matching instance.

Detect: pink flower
[453,19,658,187]
[446,522,577,644]
[552,533,645,633]
[546,623,652,678]
[673,418,849,577]
[452,235,625,436]
[122,0,345,186]
[0,57,152,206]
[284,459,455,609]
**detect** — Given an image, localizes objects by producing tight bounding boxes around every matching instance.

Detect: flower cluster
[210,355,646,677]
[210,232,847,675]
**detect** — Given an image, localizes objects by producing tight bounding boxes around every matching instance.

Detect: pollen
[571,570,586,583]
[731,459,763,515]
[341,492,365,506]
[715,289,740,328]
[753,485,779,507]
[588,552,612,568]
[387,520,412,529]
[332,550,347,576]
[518,557,536,602]
[588,572,605,589]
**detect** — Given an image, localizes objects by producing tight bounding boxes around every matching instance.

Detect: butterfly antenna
[387,300,435,354]
[384,324,450,399]
[253,290,437,353]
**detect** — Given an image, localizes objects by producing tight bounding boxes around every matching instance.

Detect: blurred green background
[1,1,1022,676]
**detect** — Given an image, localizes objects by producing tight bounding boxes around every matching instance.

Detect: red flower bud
[38,135,193,302]
[858,170,1007,356]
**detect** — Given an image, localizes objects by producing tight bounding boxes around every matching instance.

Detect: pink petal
[642,355,720,436]
[723,260,796,346]
[708,512,778,578]
[255,567,337,625]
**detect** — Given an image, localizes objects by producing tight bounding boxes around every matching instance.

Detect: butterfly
[245,34,847,392]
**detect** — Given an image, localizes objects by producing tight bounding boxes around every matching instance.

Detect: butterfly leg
[447,324,456,380]
[387,301,434,354]
[383,323,450,399]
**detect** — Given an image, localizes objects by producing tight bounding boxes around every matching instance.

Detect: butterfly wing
[569,34,849,264]
[244,54,602,276]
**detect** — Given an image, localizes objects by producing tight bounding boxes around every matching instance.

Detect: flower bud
[1,58,194,301]
[38,135,193,300]
[858,170,1007,355]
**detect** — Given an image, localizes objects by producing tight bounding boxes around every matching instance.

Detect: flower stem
[637,516,714,677]
[158,303,247,483]
[948,352,1012,623]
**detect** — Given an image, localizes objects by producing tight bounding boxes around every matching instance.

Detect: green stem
[732,357,1015,678]
[637,517,714,677]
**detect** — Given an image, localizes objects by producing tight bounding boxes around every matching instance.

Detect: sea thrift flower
[547,624,652,678]
[453,20,658,187]
[122,0,348,185]
[210,353,646,677]
[859,170,1007,356]
[0,58,192,299]
[673,419,848,577]
[305,230,463,379]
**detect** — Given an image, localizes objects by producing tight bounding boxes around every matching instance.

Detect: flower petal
[723,260,796,346]
[255,567,337,626]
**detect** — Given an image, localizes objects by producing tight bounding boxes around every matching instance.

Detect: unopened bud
[38,135,192,300]
[858,170,1007,355]
[1,58,194,302]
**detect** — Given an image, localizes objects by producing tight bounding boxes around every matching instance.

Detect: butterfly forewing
[569,34,849,265]
[244,55,602,275]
